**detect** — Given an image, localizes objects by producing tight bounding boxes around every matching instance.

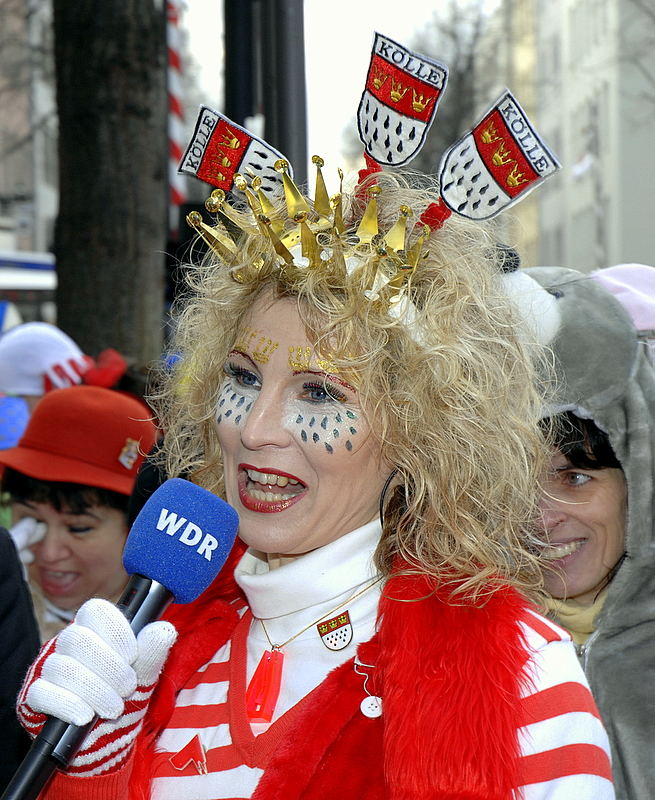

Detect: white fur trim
[500,271,561,345]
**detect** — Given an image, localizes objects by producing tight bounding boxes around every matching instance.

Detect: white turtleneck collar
[235,519,383,724]
[235,517,382,621]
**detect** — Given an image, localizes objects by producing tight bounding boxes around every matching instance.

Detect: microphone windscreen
[122,477,239,603]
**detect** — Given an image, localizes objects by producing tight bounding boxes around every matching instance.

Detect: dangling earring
[378,468,398,529]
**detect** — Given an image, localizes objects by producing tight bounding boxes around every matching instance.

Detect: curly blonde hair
[153,170,550,601]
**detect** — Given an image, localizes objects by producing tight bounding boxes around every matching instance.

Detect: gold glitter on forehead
[288,346,312,371]
[233,326,279,364]
[288,346,339,374]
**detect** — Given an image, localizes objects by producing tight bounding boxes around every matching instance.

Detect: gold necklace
[258,576,382,650]
[246,576,382,723]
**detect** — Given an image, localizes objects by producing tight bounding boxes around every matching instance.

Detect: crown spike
[312,155,331,218]
[186,211,237,264]
[205,189,253,241]
[257,213,294,265]
[331,193,345,234]
[356,185,381,244]
[255,187,285,236]
[325,238,348,284]
[275,159,310,218]
[234,174,262,216]
[405,223,430,268]
[384,205,413,252]
[297,211,321,266]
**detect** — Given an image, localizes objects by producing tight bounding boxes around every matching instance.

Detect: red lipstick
[238,464,307,514]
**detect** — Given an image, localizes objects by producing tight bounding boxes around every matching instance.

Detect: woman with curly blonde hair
[16,169,613,800]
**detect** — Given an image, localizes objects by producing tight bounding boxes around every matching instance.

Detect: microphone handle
[0,577,173,800]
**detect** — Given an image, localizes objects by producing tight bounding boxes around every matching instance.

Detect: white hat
[0,322,91,396]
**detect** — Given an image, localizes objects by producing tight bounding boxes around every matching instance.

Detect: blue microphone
[2,478,239,800]
[121,477,239,626]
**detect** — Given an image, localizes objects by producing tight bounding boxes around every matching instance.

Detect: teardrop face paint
[215,382,253,427]
[215,291,390,557]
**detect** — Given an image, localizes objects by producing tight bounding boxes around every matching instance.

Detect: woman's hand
[18,598,177,775]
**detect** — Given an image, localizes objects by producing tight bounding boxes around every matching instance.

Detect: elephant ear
[499,266,562,347]
[523,266,638,414]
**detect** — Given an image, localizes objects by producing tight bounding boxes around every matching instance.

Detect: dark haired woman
[526,266,655,800]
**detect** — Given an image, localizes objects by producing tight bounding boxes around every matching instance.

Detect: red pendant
[245,648,284,723]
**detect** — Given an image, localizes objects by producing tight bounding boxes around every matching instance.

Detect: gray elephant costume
[524,266,655,800]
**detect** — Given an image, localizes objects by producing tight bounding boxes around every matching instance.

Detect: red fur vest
[131,568,532,800]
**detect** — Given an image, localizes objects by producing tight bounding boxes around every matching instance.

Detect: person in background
[16,169,613,798]
[0,322,92,415]
[82,347,157,419]
[523,265,655,800]
[0,385,157,640]
[0,300,22,334]
[0,527,40,790]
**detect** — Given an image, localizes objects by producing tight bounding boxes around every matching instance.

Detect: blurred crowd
[0,310,163,785]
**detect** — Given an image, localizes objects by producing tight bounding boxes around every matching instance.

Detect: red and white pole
[167,0,187,237]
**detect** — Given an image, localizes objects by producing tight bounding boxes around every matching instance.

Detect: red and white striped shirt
[148,522,613,800]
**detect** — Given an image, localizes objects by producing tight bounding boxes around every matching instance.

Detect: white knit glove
[8,517,46,566]
[18,598,177,777]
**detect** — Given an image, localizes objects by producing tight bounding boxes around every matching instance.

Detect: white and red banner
[179,105,289,197]
[438,90,560,220]
[357,32,448,166]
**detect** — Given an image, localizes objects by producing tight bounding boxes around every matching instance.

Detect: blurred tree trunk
[52,0,167,361]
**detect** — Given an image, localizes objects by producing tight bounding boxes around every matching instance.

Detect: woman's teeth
[542,540,584,561]
[245,468,303,500]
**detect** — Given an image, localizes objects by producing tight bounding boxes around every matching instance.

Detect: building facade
[481,0,655,270]
[0,0,57,253]
[532,0,654,269]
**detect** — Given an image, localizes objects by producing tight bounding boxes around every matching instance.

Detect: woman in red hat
[0,385,157,640]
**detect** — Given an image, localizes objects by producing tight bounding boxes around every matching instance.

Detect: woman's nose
[35,528,71,563]
[538,494,569,533]
[239,390,292,450]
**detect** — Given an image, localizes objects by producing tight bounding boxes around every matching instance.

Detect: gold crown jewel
[186,156,431,311]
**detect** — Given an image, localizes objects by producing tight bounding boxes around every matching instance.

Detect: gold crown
[506,163,529,188]
[186,156,432,303]
[411,89,431,114]
[492,141,513,167]
[390,79,409,103]
[480,120,501,145]
[372,66,388,91]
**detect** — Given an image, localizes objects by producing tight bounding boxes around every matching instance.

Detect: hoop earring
[378,468,398,529]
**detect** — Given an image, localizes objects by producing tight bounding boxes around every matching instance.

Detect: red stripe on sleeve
[520,681,602,724]
[523,610,568,643]
[518,743,613,785]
